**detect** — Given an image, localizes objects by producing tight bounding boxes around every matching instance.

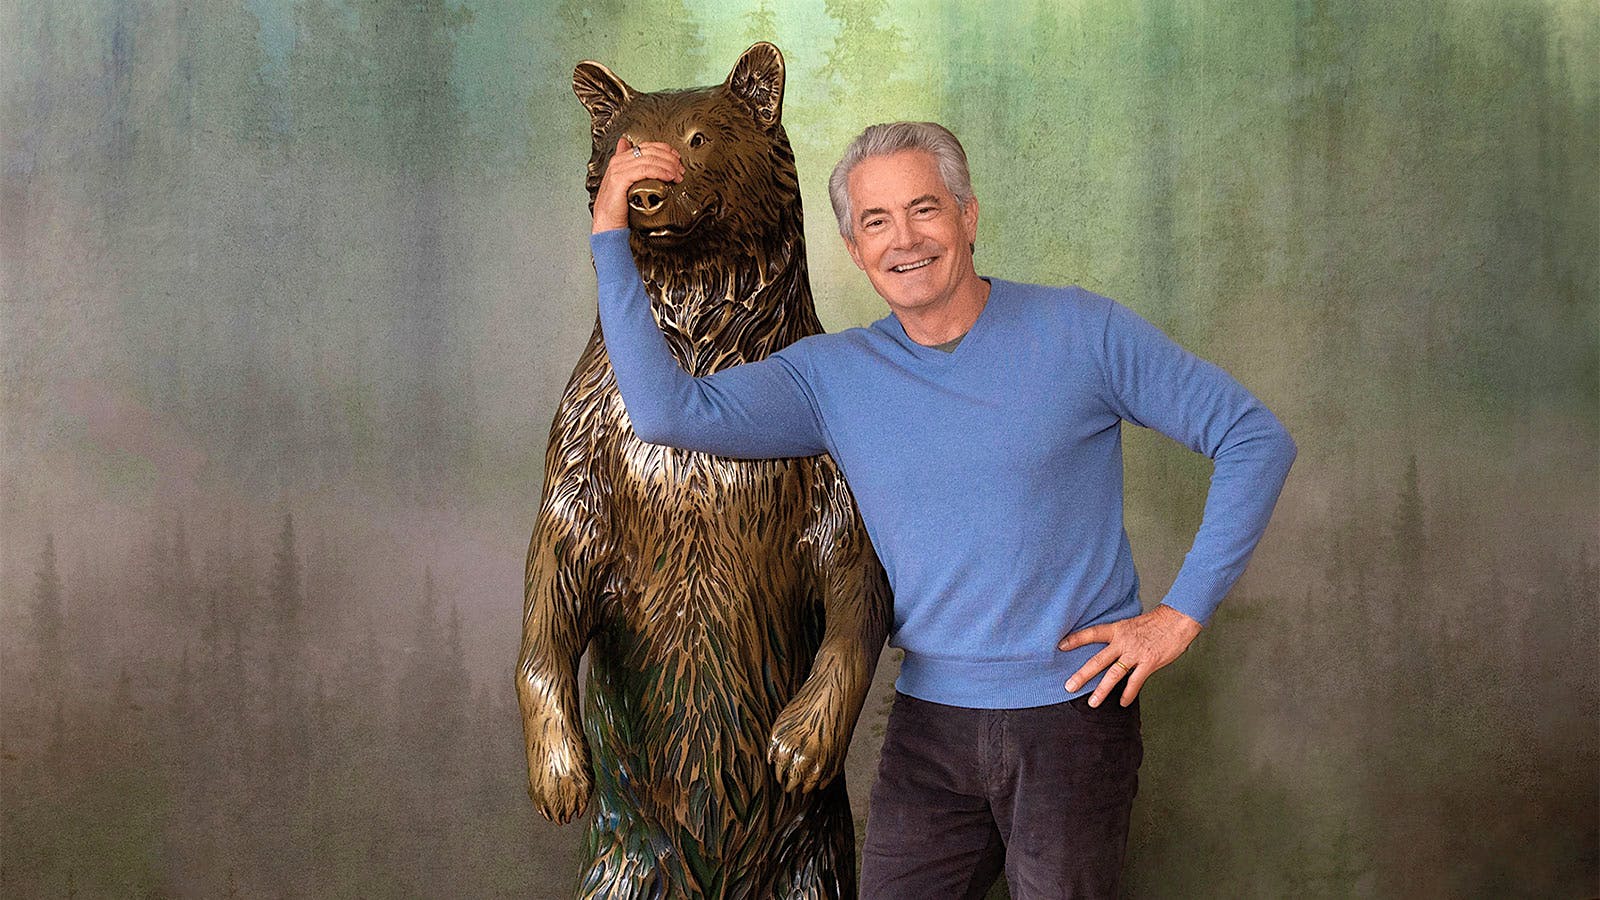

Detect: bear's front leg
[521,679,591,824]
[769,464,892,794]
[768,638,874,794]
[518,497,603,824]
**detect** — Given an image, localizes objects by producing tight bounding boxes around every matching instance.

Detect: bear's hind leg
[768,779,856,900]
[576,791,676,900]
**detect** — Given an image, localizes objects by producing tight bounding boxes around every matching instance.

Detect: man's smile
[890,257,937,273]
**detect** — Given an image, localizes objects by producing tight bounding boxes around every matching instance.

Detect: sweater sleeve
[589,228,829,459]
[1096,297,1297,626]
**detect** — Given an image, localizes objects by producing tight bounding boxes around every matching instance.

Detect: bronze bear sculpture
[517,42,891,898]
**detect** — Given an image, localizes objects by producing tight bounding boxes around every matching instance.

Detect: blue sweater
[591,228,1296,709]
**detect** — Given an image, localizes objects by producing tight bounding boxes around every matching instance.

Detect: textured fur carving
[518,43,891,899]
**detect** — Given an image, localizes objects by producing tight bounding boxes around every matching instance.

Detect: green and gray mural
[1,1,1594,896]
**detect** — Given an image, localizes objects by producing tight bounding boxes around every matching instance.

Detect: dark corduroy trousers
[859,688,1143,900]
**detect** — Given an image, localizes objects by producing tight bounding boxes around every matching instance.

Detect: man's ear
[573,60,633,145]
[961,194,980,246]
[725,42,784,129]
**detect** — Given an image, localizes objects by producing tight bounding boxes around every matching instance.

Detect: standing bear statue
[518,42,892,899]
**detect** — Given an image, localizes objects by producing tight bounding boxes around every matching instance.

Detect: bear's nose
[628,180,667,215]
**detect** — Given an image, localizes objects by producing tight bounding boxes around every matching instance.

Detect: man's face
[843,150,980,317]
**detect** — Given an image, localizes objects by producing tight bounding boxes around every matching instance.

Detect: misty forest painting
[1,1,1595,897]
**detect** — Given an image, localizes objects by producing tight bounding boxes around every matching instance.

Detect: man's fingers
[617,138,683,169]
[1065,644,1121,693]
[626,139,681,160]
[1061,609,1197,703]
[1121,663,1153,706]
[1058,623,1110,652]
[605,139,683,180]
[1090,659,1133,707]
[607,153,682,183]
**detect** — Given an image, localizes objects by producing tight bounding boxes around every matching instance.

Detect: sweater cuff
[1159,568,1228,627]
[589,228,639,286]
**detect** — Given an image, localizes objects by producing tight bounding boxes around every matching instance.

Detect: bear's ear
[725,42,785,129]
[573,60,634,143]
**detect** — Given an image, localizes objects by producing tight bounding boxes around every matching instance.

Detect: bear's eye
[688,132,708,149]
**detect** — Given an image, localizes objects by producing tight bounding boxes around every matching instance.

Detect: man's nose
[629,180,667,215]
[887,217,918,249]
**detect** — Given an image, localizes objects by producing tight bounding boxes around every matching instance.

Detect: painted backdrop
[2,1,1595,897]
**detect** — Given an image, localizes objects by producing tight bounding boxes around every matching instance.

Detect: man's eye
[863,219,884,230]
[689,132,708,149]
[915,206,937,216]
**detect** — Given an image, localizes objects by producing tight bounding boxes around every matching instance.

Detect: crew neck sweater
[589,228,1296,709]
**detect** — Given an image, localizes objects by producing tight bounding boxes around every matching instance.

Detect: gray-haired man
[590,122,1296,897]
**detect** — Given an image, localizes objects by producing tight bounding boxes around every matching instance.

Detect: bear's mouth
[643,219,701,241]
[631,192,718,247]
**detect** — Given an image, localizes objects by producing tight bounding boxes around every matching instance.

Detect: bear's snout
[628,180,667,215]
[627,179,716,245]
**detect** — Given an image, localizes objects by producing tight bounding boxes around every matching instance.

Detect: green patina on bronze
[516,43,891,899]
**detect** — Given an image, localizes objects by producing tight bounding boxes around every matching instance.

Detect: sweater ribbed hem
[894,644,1103,709]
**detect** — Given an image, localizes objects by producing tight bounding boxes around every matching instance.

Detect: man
[588,122,1296,898]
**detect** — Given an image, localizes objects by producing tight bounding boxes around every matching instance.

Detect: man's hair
[828,121,975,240]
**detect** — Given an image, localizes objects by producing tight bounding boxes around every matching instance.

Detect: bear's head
[574,43,803,279]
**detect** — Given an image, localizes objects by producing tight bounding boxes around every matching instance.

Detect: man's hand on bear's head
[592,137,685,234]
